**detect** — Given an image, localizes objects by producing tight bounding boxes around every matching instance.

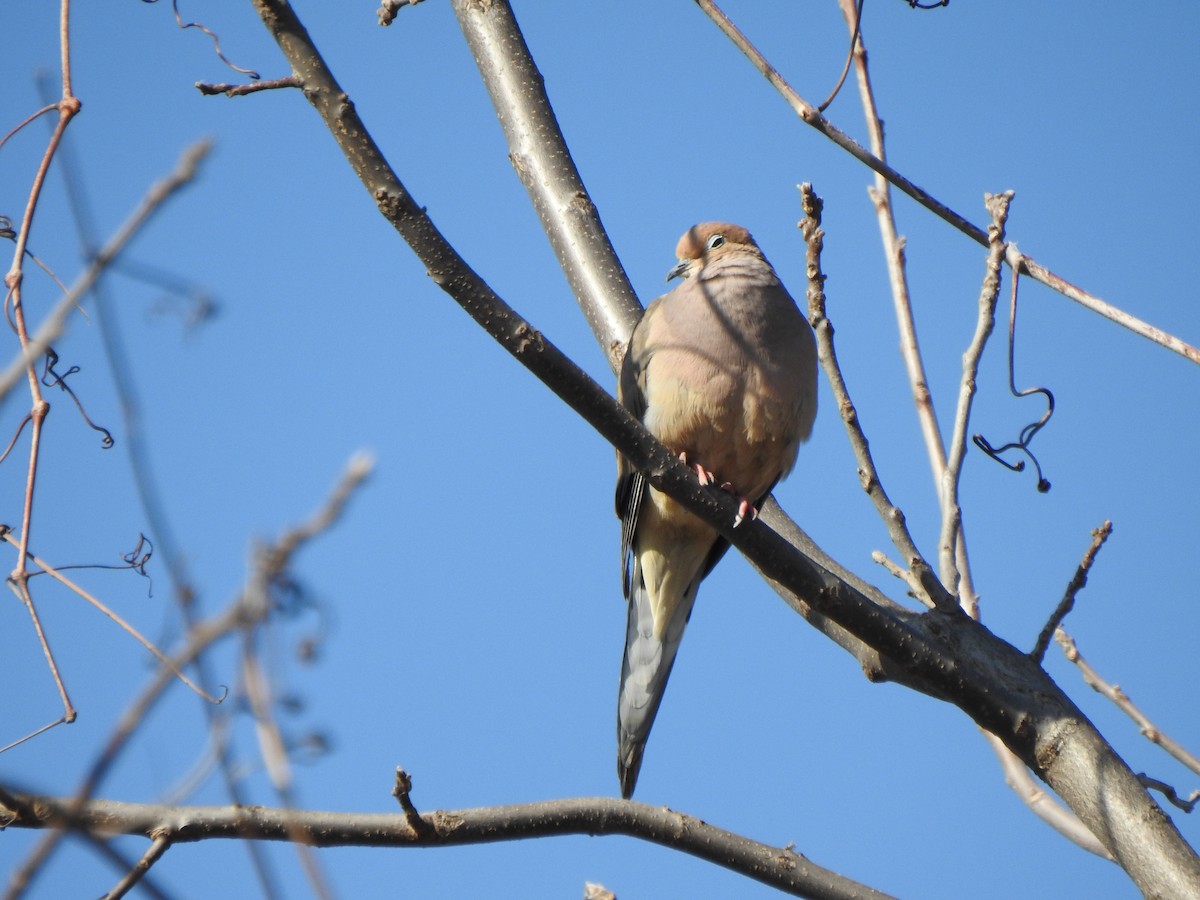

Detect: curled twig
[817,0,864,112]
[20,534,155,586]
[973,243,1054,492]
[40,347,114,448]
[142,0,261,79]
[0,140,212,403]
[0,412,33,466]
[0,529,226,706]
[122,533,154,578]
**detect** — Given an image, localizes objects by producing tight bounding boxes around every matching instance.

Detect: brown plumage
[614,222,817,797]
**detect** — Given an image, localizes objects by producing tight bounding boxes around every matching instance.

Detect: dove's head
[667,222,761,282]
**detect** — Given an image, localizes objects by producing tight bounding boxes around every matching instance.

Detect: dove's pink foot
[678,452,715,487]
[718,482,759,528]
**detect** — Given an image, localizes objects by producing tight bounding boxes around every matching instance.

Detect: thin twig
[263,451,374,562]
[979,730,1110,858]
[3,455,373,899]
[1030,521,1112,664]
[82,838,176,900]
[799,183,952,611]
[937,192,1011,595]
[832,3,1102,854]
[0,104,59,156]
[241,633,335,899]
[834,0,982,617]
[0,530,225,704]
[0,700,71,755]
[33,87,278,894]
[3,0,82,733]
[102,835,171,900]
[838,0,943,483]
[195,75,301,97]
[1056,629,1200,778]
[1138,776,1199,815]
[870,550,923,599]
[392,768,434,838]
[818,0,864,112]
[693,0,1200,367]
[3,547,76,747]
[0,140,212,402]
[378,0,425,27]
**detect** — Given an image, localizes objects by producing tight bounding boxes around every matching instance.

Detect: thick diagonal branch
[244,2,1200,894]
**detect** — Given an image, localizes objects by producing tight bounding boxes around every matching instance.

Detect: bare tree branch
[102,835,171,900]
[834,0,980,615]
[3,3,85,742]
[0,791,898,900]
[240,632,335,899]
[798,183,949,612]
[231,1,1200,894]
[445,0,915,671]
[979,730,1111,859]
[85,835,177,900]
[938,192,1011,594]
[0,139,212,402]
[1031,521,1112,664]
[1056,629,1200,778]
[195,75,300,97]
[693,0,1200,367]
[34,107,282,898]
[4,454,372,899]
[828,3,1110,856]
[451,0,642,372]
[838,0,941,482]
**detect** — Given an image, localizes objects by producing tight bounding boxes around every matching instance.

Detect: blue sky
[2,3,1198,898]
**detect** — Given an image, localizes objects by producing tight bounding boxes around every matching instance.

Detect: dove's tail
[616,565,698,799]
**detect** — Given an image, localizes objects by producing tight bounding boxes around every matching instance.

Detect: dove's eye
[705,234,726,250]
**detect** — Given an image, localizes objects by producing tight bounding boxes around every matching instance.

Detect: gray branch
[451,0,642,372]
[232,1,1200,896]
[0,791,896,900]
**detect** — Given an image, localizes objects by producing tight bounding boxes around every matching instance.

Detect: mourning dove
[614,222,817,798]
